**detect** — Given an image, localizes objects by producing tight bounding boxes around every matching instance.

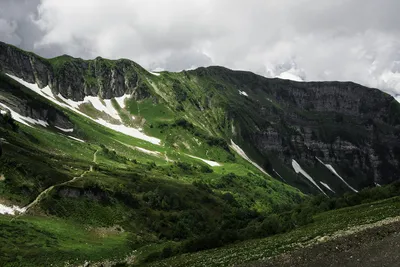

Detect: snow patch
[0,110,6,115]
[320,181,336,194]
[0,103,48,127]
[7,74,161,145]
[135,146,161,156]
[186,154,221,167]
[67,136,85,143]
[292,159,327,196]
[85,96,105,111]
[7,74,87,118]
[104,99,121,120]
[115,94,131,109]
[0,203,26,215]
[375,182,382,187]
[277,72,303,82]
[152,67,165,72]
[55,126,74,133]
[239,90,248,97]
[57,94,85,109]
[95,118,161,145]
[230,140,269,176]
[148,70,161,76]
[84,97,120,121]
[316,157,358,193]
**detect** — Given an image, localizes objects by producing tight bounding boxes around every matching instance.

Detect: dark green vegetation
[0,42,400,266]
[0,72,300,266]
[136,181,400,265]
[144,185,400,267]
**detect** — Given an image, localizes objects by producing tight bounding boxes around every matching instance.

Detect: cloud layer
[1,0,400,98]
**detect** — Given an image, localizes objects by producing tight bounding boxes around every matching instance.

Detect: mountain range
[0,41,400,266]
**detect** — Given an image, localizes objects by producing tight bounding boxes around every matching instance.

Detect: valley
[0,41,399,266]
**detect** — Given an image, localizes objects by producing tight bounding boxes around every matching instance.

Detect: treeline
[144,180,400,263]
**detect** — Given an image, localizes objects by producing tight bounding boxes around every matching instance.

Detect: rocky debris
[243,216,400,267]
[69,251,137,267]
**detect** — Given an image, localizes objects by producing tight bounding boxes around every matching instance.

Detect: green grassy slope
[145,192,400,267]
[0,73,303,266]
[1,43,399,266]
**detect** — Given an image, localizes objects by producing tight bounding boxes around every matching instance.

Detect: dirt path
[242,217,400,267]
[21,149,99,214]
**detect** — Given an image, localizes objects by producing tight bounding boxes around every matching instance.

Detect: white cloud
[2,0,400,97]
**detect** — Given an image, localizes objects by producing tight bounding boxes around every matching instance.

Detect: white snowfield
[0,203,26,215]
[7,74,161,145]
[95,118,161,145]
[57,93,85,109]
[0,110,6,115]
[292,159,327,196]
[320,181,336,194]
[186,154,221,167]
[316,157,358,193]
[230,140,269,176]
[115,94,131,109]
[238,90,248,97]
[0,102,48,127]
[277,72,303,82]
[84,97,121,121]
[67,136,85,143]
[55,126,74,133]
[148,70,161,76]
[135,146,161,156]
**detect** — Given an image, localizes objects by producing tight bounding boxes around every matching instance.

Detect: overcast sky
[1,0,400,100]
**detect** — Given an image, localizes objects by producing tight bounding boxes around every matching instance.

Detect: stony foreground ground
[242,217,400,267]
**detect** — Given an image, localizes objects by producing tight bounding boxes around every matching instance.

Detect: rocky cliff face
[258,80,399,187]
[1,42,399,194]
[0,42,51,88]
[194,68,400,191]
[0,42,149,101]
[0,73,74,129]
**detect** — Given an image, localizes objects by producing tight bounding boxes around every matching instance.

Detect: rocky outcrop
[2,42,399,194]
[0,42,149,101]
[0,86,73,129]
[58,187,108,202]
[0,42,52,87]
[192,67,400,191]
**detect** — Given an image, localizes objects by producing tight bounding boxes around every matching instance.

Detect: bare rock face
[195,67,400,191]
[0,93,74,129]
[229,74,400,189]
[0,42,147,101]
[0,42,52,87]
[2,42,400,194]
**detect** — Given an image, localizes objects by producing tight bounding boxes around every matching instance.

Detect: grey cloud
[0,0,42,49]
[1,0,400,97]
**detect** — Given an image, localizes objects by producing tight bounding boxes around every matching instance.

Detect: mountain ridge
[1,41,400,195]
[1,41,400,266]
[2,41,397,102]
